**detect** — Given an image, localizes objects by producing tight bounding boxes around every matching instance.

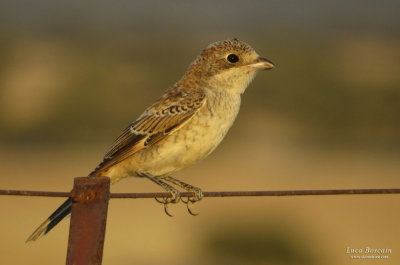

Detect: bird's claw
[181,188,203,216]
[182,199,199,216]
[154,191,180,217]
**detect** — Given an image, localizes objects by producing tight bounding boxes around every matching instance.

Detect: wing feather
[90,89,206,176]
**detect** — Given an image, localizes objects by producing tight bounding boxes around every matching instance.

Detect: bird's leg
[138,172,180,217]
[161,176,203,216]
[161,176,203,202]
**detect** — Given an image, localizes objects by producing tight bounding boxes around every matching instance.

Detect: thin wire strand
[0,190,70,197]
[0,188,399,198]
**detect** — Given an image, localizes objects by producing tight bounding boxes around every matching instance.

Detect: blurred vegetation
[203,222,317,265]
[1,30,399,152]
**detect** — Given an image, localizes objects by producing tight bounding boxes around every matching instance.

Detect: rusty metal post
[66,176,110,265]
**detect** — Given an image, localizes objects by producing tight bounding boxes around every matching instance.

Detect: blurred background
[0,1,399,264]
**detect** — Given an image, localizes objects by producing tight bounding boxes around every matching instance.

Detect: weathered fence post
[66,176,110,265]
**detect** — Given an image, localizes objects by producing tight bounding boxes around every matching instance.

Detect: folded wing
[90,89,206,176]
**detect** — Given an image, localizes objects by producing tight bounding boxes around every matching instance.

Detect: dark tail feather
[26,198,73,242]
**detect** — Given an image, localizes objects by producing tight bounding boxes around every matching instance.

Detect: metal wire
[1,188,400,198]
[0,190,70,197]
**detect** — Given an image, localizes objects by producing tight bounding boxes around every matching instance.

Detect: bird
[26,38,274,242]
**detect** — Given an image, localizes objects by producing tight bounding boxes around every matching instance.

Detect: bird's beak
[250,57,275,70]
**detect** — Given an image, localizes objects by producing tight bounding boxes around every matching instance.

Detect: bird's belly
[134,101,239,177]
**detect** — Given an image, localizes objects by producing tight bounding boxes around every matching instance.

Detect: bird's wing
[90,89,206,176]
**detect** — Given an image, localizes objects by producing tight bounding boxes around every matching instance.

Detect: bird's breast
[132,91,241,177]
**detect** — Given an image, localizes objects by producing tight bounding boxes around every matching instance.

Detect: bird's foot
[162,176,203,216]
[154,188,180,217]
[138,172,180,217]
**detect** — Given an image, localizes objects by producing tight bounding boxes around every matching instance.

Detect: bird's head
[184,38,274,94]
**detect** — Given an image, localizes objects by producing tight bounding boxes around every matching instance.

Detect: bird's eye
[227,54,239,63]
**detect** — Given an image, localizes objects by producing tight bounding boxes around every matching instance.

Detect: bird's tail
[26,198,73,242]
